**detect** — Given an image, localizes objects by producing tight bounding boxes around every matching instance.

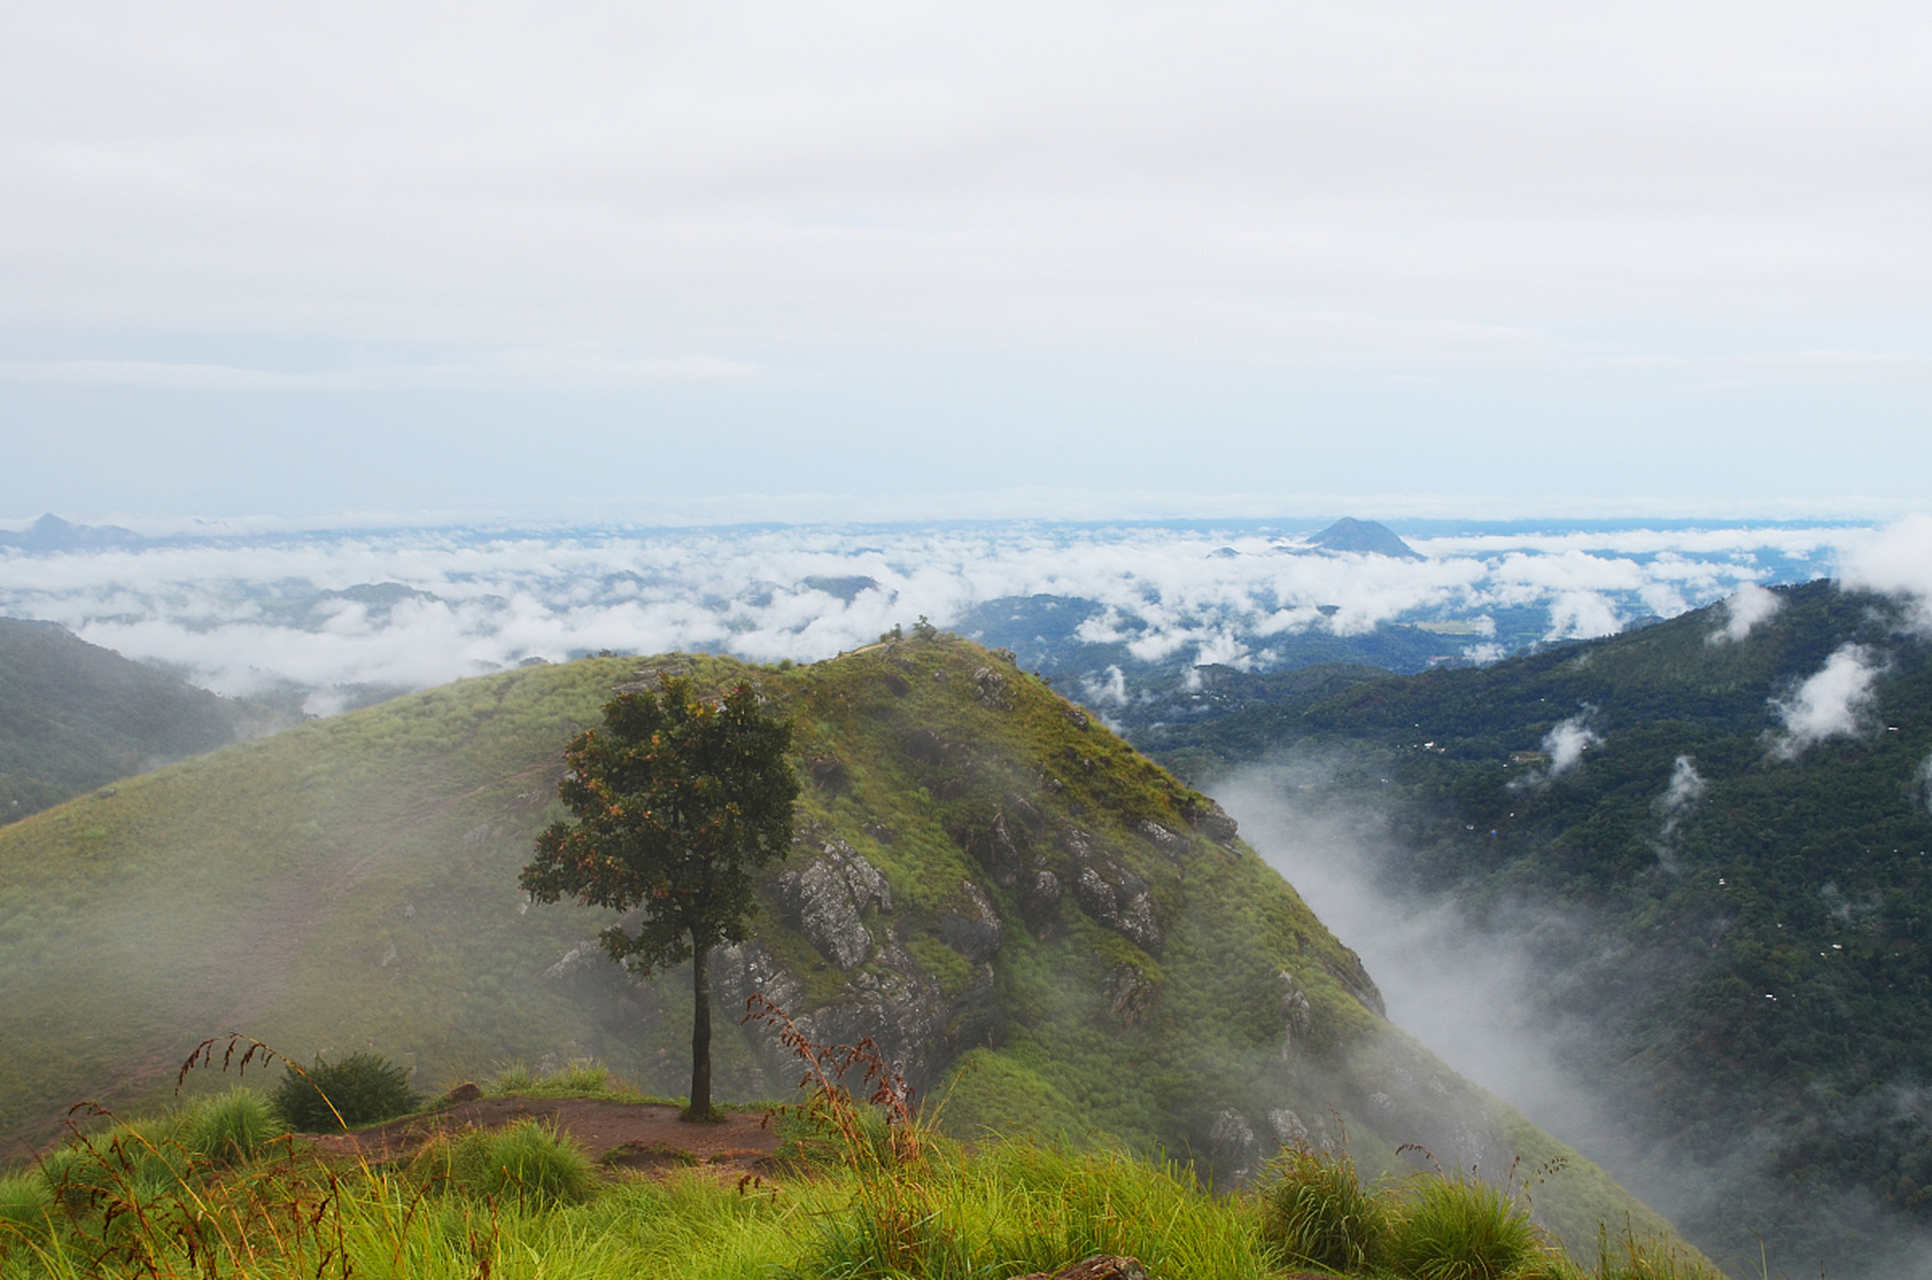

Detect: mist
[1212,763,1635,1168]
[1213,756,1932,1278]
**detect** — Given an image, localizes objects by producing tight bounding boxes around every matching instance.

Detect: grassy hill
[0,632,1688,1262]
[1143,580,1932,1275]
[0,618,286,824]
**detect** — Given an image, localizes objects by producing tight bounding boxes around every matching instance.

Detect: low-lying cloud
[1543,713,1602,778]
[1843,513,1932,634]
[0,519,1875,709]
[1768,643,1885,760]
[1708,582,1783,644]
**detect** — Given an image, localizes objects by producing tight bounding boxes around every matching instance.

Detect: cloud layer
[0,518,1873,708]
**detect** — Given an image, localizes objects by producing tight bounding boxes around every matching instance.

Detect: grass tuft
[421,1118,600,1207]
[1255,1141,1389,1272]
[1383,1170,1545,1280]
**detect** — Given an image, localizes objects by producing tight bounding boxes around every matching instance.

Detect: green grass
[0,636,1693,1265]
[1257,1142,1389,1272]
[0,1088,1730,1280]
[418,1118,599,1206]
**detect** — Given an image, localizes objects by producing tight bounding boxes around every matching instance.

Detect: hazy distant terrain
[0,617,286,823]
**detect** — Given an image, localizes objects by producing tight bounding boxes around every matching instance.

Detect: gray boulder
[772,838,892,970]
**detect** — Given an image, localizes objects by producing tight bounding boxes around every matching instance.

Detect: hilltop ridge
[0,630,1685,1258]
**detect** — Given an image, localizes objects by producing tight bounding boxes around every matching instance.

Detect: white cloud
[1545,592,1623,641]
[1543,713,1602,777]
[4,3,1931,363]
[1709,582,1783,644]
[1082,665,1130,709]
[1652,754,1707,865]
[1656,755,1707,817]
[0,519,1873,708]
[1768,643,1885,760]
[1842,513,1932,632]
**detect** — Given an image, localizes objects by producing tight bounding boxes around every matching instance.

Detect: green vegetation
[0,618,285,825]
[270,1051,419,1132]
[419,1118,599,1205]
[1146,580,1932,1272]
[1257,1142,1388,1272]
[0,1077,1718,1280]
[0,633,1688,1265]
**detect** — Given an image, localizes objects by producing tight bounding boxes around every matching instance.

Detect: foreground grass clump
[1381,1172,1543,1280]
[1256,1142,1389,1273]
[417,1118,599,1206]
[271,1051,418,1132]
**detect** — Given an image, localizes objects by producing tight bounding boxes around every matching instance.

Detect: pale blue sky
[3,2,1929,523]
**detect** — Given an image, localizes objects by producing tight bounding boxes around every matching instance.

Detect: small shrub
[1256,1143,1389,1273]
[271,1052,419,1131]
[430,1120,598,1206]
[1384,1173,1542,1280]
[180,1088,282,1166]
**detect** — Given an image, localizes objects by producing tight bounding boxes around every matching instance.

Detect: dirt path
[308,1097,785,1178]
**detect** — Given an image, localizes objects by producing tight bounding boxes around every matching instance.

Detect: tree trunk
[687,938,713,1119]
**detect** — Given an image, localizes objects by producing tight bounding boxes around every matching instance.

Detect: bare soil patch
[308,1096,783,1179]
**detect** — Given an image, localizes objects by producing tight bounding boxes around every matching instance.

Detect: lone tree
[520,674,798,1120]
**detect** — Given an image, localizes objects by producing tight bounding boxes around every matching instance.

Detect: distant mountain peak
[0,513,147,552]
[1306,517,1423,560]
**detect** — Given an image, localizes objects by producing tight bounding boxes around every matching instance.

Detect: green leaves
[520,675,799,974]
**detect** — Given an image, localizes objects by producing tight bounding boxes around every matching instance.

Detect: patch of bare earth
[308,1097,783,1180]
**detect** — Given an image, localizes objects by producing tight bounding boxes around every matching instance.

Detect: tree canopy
[520,674,798,1117]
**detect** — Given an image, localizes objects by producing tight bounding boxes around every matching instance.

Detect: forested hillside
[1146,580,1932,1275]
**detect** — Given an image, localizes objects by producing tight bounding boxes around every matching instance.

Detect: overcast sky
[4,2,1929,523]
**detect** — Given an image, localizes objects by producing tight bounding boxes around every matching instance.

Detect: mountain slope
[0,617,285,823]
[0,633,1687,1259]
[1147,580,1932,1275]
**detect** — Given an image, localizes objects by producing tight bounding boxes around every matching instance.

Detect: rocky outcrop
[1020,868,1063,936]
[1323,950,1386,1018]
[1279,971,1313,1059]
[772,837,892,970]
[1207,1109,1260,1181]
[1135,819,1188,860]
[1064,828,1162,954]
[1104,963,1157,1025]
[716,935,1002,1098]
[940,881,1004,964]
[973,666,1012,709]
[960,810,1031,888]
[1179,797,1239,844]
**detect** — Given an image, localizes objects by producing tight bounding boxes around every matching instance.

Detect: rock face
[1064,828,1163,954]
[940,882,1004,964]
[772,836,892,970]
[1208,1109,1260,1181]
[972,666,1012,709]
[1278,972,1313,1059]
